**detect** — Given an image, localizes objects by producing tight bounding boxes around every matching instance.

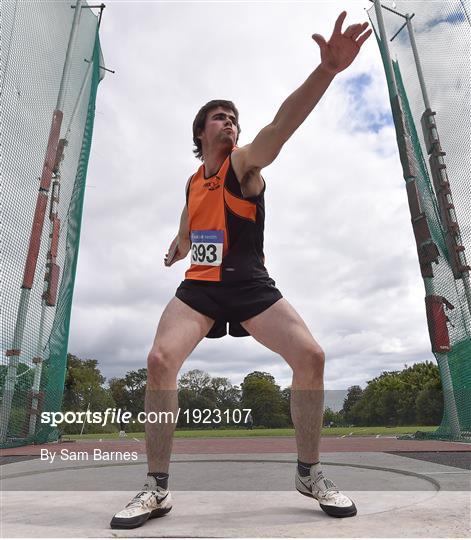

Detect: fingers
[330,12,370,46]
[164,255,176,267]
[312,33,327,52]
[341,19,371,49]
[332,11,347,37]
[347,21,369,40]
[164,240,180,267]
[356,28,373,47]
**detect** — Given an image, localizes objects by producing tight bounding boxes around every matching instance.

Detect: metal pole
[405,15,431,110]
[66,60,93,136]
[436,353,461,439]
[373,0,398,99]
[80,403,90,436]
[57,0,83,111]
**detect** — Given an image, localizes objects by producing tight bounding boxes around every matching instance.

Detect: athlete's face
[200,107,238,150]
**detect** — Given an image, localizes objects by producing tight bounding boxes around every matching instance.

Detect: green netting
[0,1,104,448]
[368,1,471,440]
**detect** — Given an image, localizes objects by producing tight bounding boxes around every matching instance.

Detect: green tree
[348,361,443,426]
[281,386,292,426]
[399,362,442,424]
[241,371,288,427]
[62,354,109,410]
[177,370,213,427]
[352,371,404,426]
[415,378,443,425]
[341,385,363,425]
[106,368,147,419]
[61,354,114,434]
[108,377,128,409]
[179,369,211,395]
[177,387,218,428]
[122,368,147,416]
[210,377,241,409]
[323,406,345,427]
[244,371,276,385]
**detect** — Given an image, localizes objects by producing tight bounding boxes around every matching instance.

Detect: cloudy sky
[66,0,464,393]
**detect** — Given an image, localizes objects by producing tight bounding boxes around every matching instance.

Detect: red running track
[1,436,469,456]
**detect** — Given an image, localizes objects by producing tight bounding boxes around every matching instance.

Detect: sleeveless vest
[185,153,268,282]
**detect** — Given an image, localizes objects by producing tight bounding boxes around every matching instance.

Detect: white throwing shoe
[110,486,172,529]
[296,469,357,518]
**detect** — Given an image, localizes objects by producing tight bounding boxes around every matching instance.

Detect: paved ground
[1,437,470,537]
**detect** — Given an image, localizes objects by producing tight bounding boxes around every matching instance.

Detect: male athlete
[111,11,371,529]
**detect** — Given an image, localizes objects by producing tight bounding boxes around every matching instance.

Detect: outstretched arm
[234,12,372,172]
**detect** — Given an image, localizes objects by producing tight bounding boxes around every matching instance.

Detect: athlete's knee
[147,345,179,379]
[314,346,325,374]
[295,343,325,379]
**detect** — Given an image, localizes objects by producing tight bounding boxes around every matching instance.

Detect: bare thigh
[149,297,215,371]
[240,298,322,370]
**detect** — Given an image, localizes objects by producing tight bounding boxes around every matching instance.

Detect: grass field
[67,425,439,441]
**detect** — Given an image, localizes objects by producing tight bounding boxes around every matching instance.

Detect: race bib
[190,230,223,266]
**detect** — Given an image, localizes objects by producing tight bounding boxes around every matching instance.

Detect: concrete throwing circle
[2,457,440,494]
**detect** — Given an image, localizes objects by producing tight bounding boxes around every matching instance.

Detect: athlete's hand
[164,236,190,267]
[312,11,372,75]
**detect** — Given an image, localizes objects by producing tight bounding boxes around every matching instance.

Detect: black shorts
[175,277,283,338]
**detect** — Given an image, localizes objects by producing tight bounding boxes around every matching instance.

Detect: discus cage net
[368,0,470,440]
[0,0,104,448]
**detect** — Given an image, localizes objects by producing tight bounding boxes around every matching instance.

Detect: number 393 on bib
[190,230,224,266]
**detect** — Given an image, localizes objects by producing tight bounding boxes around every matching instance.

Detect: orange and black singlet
[184,152,269,282]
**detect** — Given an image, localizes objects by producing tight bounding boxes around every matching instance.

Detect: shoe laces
[314,474,339,495]
[126,491,155,509]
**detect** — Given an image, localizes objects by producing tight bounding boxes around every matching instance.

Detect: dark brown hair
[192,99,240,160]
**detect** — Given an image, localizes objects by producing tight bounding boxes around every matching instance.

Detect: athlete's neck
[202,148,231,178]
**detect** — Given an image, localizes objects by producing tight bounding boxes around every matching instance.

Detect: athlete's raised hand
[312,11,372,75]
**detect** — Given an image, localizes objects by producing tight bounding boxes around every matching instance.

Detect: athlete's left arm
[234,12,371,175]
